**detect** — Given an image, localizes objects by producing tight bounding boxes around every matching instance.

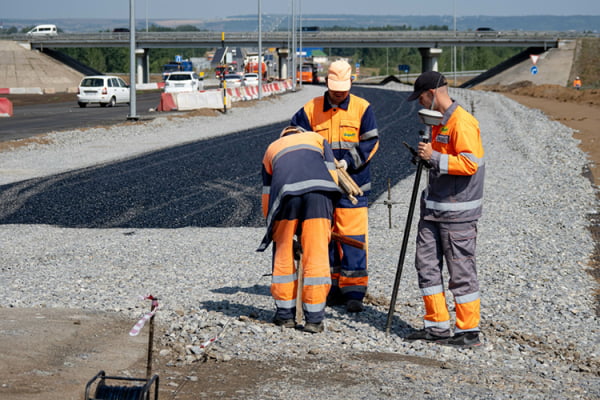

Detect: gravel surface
[1,83,599,399]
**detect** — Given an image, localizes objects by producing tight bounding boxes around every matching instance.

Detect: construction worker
[258,126,342,333]
[406,71,485,347]
[290,59,379,313]
[573,76,582,90]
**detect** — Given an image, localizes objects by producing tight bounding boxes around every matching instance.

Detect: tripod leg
[385,161,426,334]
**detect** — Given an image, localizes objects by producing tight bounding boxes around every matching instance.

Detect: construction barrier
[156,93,177,112]
[0,98,13,117]
[136,82,166,91]
[0,87,43,95]
[155,79,293,112]
[174,90,225,111]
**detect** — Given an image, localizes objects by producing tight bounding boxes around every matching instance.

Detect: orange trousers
[270,192,333,323]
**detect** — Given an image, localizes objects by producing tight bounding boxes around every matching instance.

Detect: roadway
[0,86,422,229]
[0,92,162,141]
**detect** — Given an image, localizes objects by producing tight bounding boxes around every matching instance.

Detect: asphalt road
[0,86,422,228]
[0,92,162,141]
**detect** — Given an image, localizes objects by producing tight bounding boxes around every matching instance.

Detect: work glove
[337,159,348,170]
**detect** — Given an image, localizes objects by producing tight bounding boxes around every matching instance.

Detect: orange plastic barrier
[0,98,13,117]
[156,93,176,112]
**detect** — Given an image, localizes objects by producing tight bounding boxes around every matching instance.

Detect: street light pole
[146,0,149,32]
[453,0,457,86]
[298,0,303,89]
[258,0,263,99]
[291,0,296,91]
[128,0,138,120]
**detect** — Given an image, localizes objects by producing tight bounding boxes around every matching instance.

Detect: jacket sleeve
[439,119,482,176]
[261,156,272,218]
[322,139,339,185]
[346,104,379,170]
[290,107,313,132]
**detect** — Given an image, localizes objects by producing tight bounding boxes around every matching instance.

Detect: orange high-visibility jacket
[423,103,485,222]
[290,93,379,194]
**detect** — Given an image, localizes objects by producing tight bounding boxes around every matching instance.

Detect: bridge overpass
[6,30,594,87]
[14,30,586,49]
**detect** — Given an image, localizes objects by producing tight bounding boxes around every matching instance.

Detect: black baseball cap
[407,71,448,101]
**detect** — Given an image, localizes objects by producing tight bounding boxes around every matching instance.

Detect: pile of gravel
[1,84,598,399]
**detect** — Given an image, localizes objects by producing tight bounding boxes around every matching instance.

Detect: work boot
[326,288,345,307]
[405,329,450,342]
[302,321,324,334]
[439,332,481,347]
[346,299,364,313]
[272,316,295,328]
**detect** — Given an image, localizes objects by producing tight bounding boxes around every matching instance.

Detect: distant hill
[3,15,599,34]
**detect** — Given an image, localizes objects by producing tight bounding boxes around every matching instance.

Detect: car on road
[475,27,499,36]
[164,71,204,93]
[222,73,244,88]
[76,75,130,108]
[243,73,259,86]
[26,24,58,37]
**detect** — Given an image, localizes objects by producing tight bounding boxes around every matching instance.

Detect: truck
[297,63,319,84]
[162,56,193,81]
[244,59,267,79]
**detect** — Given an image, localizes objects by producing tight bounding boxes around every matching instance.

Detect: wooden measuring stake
[293,238,304,326]
[331,232,366,250]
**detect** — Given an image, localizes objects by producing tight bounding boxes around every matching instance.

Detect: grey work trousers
[415,219,479,301]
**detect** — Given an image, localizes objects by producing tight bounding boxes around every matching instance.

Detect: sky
[3,0,600,20]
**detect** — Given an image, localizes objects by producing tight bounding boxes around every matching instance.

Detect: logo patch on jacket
[436,134,450,144]
[343,131,356,138]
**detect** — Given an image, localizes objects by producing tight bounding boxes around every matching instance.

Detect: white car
[26,24,58,37]
[243,73,259,86]
[164,72,204,93]
[222,73,244,88]
[77,75,130,108]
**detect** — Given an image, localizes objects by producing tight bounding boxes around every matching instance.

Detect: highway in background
[0,92,162,142]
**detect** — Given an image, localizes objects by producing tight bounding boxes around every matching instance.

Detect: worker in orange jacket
[258,126,342,333]
[290,60,379,313]
[406,71,485,347]
[573,76,582,90]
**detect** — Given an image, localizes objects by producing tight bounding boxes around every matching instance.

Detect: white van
[26,24,58,37]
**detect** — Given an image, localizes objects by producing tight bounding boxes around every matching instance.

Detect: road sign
[530,54,539,65]
[531,66,538,75]
[398,64,410,73]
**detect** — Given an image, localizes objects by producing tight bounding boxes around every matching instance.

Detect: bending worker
[257,126,342,334]
[290,60,379,313]
[406,71,485,347]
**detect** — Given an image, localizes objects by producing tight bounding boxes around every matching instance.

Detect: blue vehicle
[162,56,193,81]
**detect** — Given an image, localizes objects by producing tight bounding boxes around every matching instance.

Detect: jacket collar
[323,91,351,112]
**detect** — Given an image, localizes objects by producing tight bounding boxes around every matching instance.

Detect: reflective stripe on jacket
[290,93,379,194]
[258,131,341,251]
[423,103,485,222]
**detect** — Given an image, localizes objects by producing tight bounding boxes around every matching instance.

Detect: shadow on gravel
[211,284,271,297]
[207,282,413,334]
[0,88,420,228]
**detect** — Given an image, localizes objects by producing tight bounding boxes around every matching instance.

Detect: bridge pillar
[418,48,443,73]
[135,48,149,84]
[277,48,289,80]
